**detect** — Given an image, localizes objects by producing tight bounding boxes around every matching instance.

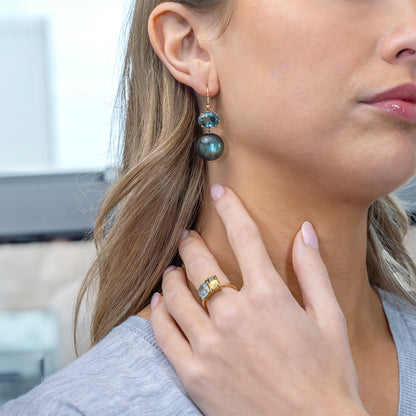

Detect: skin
[152,190,370,415]
[141,0,416,414]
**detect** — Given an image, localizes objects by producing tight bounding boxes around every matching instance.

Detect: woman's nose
[380,32,416,65]
[379,2,416,66]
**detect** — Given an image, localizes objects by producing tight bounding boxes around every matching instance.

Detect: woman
[1,0,416,414]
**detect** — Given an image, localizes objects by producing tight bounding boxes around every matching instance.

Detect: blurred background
[0,0,127,404]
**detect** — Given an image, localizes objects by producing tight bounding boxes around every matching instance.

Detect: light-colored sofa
[0,240,95,370]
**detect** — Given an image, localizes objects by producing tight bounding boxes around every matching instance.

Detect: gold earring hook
[206,86,211,112]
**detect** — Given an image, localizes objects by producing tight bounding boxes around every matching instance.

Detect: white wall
[0,19,52,171]
[0,0,129,173]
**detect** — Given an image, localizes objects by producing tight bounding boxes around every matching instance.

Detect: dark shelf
[0,171,111,244]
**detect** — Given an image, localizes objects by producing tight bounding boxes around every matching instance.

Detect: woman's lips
[360,83,416,123]
[363,100,416,123]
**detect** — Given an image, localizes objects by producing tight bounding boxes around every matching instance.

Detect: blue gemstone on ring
[198,282,210,299]
[198,112,220,129]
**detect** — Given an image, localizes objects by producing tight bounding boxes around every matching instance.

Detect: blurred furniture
[0,170,111,403]
[0,240,95,404]
[0,170,111,243]
[0,311,56,405]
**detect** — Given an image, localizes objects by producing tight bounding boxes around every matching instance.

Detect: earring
[196,86,224,161]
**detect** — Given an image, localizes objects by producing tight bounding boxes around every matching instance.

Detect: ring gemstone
[198,275,221,300]
[198,282,210,299]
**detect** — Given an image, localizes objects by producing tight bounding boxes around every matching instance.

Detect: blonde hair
[74,0,416,351]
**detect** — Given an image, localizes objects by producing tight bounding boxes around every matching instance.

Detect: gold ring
[197,275,238,310]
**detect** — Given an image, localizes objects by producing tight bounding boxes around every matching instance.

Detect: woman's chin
[379,149,416,195]
[351,167,416,205]
[351,140,416,202]
[322,160,416,206]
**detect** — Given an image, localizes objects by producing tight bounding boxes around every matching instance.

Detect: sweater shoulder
[0,317,201,416]
[377,287,416,344]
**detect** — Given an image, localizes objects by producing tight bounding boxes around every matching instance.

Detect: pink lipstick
[360,83,416,123]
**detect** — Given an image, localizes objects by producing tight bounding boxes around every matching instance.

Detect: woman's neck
[195,154,391,352]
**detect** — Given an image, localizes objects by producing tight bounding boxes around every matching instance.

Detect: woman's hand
[150,184,369,416]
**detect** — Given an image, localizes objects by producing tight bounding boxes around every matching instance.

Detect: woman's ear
[148,2,219,97]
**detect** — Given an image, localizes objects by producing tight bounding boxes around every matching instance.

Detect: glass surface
[0,310,57,405]
[0,352,51,405]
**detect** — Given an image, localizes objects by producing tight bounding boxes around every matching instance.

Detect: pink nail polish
[301,222,319,249]
[211,183,225,201]
[163,265,176,278]
[151,293,161,310]
[182,230,189,240]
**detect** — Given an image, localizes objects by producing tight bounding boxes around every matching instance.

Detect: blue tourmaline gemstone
[198,112,220,129]
[198,282,210,299]
[196,133,224,161]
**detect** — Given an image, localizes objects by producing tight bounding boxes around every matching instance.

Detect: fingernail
[182,230,189,240]
[211,183,225,201]
[301,222,319,249]
[163,265,176,278]
[150,293,161,310]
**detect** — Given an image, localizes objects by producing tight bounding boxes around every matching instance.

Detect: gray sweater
[1,288,415,416]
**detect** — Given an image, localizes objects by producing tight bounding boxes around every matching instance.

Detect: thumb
[292,222,344,328]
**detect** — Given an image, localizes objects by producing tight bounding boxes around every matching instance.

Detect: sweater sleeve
[0,317,202,416]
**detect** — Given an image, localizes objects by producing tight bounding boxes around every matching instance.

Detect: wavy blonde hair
[74,0,416,350]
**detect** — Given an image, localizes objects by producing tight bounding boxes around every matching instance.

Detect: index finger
[211,184,288,291]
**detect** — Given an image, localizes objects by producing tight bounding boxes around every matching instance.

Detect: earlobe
[148,3,219,97]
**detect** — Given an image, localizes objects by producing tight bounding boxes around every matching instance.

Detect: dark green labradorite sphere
[196,133,224,161]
